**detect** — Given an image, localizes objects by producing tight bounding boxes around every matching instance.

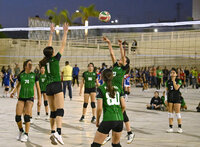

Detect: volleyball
[99,11,111,23]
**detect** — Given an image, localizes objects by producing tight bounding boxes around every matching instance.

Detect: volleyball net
[0,20,200,70]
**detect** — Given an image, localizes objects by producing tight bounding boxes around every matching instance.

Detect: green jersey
[18,72,38,98]
[39,73,47,92]
[82,71,97,88]
[96,83,124,121]
[112,62,128,89]
[45,52,61,85]
[157,70,163,78]
[161,96,167,107]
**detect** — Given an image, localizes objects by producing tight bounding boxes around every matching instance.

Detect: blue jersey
[124,74,130,87]
[97,73,103,85]
[3,73,10,86]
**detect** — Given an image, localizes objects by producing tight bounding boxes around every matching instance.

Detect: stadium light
[115,19,119,23]
[76,10,79,13]
[85,20,89,36]
[56,25,60,35]
[154,28,158,32]
[111,20,114,24]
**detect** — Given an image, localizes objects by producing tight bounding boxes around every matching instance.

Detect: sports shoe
[127,133,135,144]
[45,115,49,120]
[16,131,23,141]
[166,128,174,133]
[102,134,111,145]
[20,133,29,142]
[35,115,40,120]
[53,132,64,145]
[91,116,96,123]
[30,118,34,124]
[79,116,85,122]
[50,133,58,145]
[177,128,183,133]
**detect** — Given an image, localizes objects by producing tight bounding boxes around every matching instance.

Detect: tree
[45,8,72,25]
[72,4,100,25]
[0,24,7,38]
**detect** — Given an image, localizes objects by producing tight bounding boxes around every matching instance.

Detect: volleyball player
[36,66,49,120]
[91,69,125,147]
[39,23,69,145]
[11,59,41,142]
[79,63,99,123]
[124,70,131,102]
[2,68,11,98]
[103,37,135,144]
[165,68,183,133]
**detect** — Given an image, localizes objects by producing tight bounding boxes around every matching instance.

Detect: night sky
[0,0,192,27]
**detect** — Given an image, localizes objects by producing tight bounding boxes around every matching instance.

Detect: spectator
[7,65,12,74]
[72,64,80,87]
[146,91,161,110]
[130,68,134,85]
[180,69,186,88]
[161,91,168,111]
[184,67,190,87]
[163,66,169,86]
[99,63,106,73]
[34,65,40,76]
[191,67,198,89]
[62,61,72,100]
[14,63,20,76]
[180,94,187,111]
[1,66,6,87]
[156,66,163,90]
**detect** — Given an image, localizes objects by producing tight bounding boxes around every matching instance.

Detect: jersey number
[106,91,120,106]
[113,72,116,77]
[47,63,50,74]
[25,80,29,84]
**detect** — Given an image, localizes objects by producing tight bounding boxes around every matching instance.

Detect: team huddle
[4,23,185,146]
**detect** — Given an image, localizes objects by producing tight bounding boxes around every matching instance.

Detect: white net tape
[0,21,200,32]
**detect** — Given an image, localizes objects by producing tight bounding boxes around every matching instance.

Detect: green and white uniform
[39,73,47,93]
[18,72,38,100]
[45,52,63,96]
[97,83,124,121]
[82,71,97,94]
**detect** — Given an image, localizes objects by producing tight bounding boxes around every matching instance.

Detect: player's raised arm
[59,23,69,55]
[118,40,126,66]
[48,24,55,46]
[103,36,116,64]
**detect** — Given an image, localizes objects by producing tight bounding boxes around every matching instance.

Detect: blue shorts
[4,81,9,86]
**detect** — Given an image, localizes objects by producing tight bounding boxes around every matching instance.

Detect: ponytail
[39,57,49,68]
[39,46,53,67]
[102,69,115,98]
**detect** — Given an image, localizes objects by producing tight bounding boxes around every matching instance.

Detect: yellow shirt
[62,65,72,81]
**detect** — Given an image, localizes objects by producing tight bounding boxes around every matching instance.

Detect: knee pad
[124,91,127,95]
[127,92,130,95]
[15,115,21,122]
[176,113,181,119]
[50,111,56,118]
[91,102,96,108]
[123,111,129,122]
[5,88,9,91]
[44,100,48,107]
[83,103,88,108]
[91,142,101,147]
[56,109,64,117]
[112,143,122,147]
[168,113,174,118]
[24,115,30,123]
